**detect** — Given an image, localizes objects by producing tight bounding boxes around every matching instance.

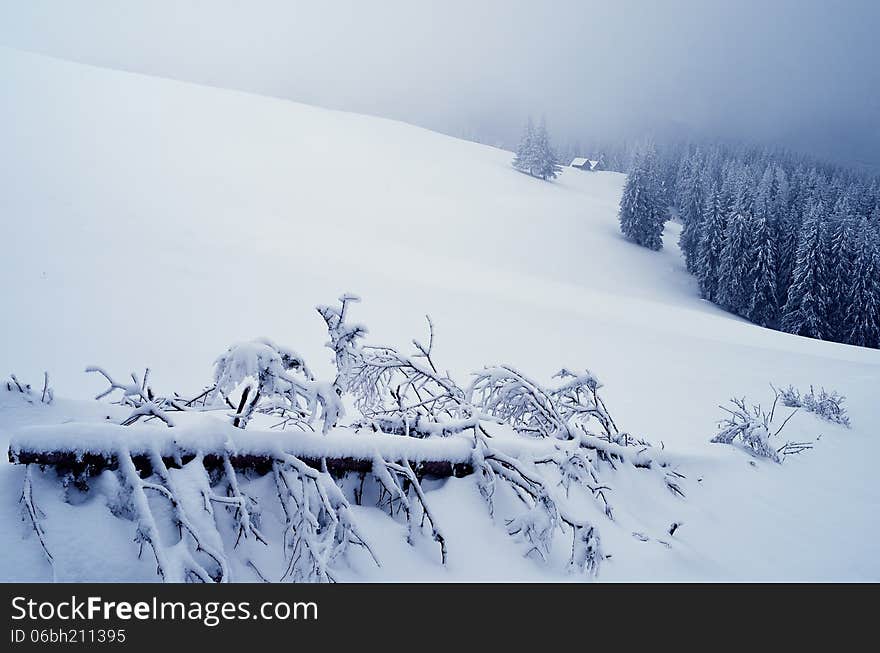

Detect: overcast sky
[2,0,878,168]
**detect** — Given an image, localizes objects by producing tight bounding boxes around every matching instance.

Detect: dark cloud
[2,0,878,167]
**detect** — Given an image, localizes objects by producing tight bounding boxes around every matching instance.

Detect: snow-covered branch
[212,339,342,433]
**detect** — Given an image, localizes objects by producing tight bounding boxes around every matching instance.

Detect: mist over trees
[608,138,880,349]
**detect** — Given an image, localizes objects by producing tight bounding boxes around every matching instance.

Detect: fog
[2,0,878,168]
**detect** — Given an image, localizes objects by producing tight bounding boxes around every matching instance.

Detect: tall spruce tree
[696,182,726,301]
[512,117,536,176]
[512,117,561,181]
[677,151,705,273]
[844,218,880,348]
[731,165,757,218]
[618,154,665,251]
[674,152,693,207]
[781,203,830,339]
[532,118,562,181]
[745,214,779,327]
[754,165,776,224]
[716,212,754,315]
[774,166,799,300]
[717,161,739,220]
[824,210,857,341]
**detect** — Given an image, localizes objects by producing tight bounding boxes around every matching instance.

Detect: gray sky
[2,0,878,168]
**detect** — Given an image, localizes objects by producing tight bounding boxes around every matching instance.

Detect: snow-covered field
[1,47,878,582]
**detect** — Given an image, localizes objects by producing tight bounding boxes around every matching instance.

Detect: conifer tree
[717,161,739,219]
[512,117,561,181]
[716,212,754,315]
[781,203,830,339]
[674,153,694,208]
[696,182,726,301]
[677,151,705,273]
[754,165,776,224]
[824,212,857,341]
[731,165,757,218]
[745,215,779,327]
[618,154,665,251]
[774,166,799,299]
[532,118,563,181]
[844,218,880,348]
[512,117,536,176]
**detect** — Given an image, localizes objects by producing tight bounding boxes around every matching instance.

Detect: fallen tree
[9,423,474,480]
[9,294,688,582]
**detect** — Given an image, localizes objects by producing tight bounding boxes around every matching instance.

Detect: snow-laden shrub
[4,373,52,405]
[779,384,850,427]
[711,392,812,463]
[711,398,784,462]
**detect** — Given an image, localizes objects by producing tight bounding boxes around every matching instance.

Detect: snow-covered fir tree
[774,166,799,299]
[745,214,779,327]
[651,148,673,208]
[730,164,757,218]
[512,117,536,176]
[844,217,880,348]
[754,165,777,225]
[677,150,706,273]
[781,203,830,339]
[716,161,739,222]
[696,181,726,301]
[618,152,665,250]
[512,117,561,180]
[716,212,754,315]
[532,118,563,180]
[823,209,858,341]
[674,153,693,208]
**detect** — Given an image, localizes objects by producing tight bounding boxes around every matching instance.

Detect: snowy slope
[1,47,879,582]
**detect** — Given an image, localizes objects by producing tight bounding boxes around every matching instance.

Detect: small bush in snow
[778,384,850,427]
[4,373,53,405]
[710,392,811,463]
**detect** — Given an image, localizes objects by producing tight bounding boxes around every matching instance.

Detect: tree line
[507,118,879,349]
[619,143,880,349]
